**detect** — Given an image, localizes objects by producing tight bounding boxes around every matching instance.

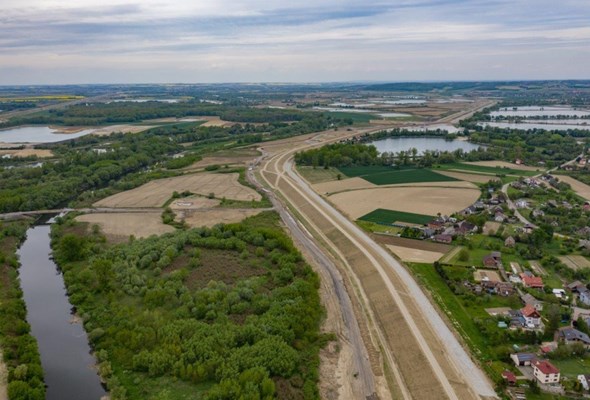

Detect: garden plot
[386,244,445,263]
[558,255,590,271]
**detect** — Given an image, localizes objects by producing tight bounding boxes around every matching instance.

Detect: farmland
[327,186,480,219]
[76,212,174,240]
[435,162,539,176]
[339,166,459,185]
[94,172,261,208]
[359,208,433,225]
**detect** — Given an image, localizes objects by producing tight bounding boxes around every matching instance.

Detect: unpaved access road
[255,128,497,399]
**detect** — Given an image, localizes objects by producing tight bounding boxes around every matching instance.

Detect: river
[17,224,106,400]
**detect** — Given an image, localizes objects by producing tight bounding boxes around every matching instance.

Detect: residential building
[556,327,590,347]
[567,280,586,293]
[521,274,544,289]
[533,360,560,384]
[433,234,452,244]
[580,289,590,306]
[510,352,536,366]
[521,304,542,329]
[505,236,516,248]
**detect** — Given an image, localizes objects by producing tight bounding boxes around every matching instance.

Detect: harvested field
[558,255,590,271]
[386,244,444,263]
[91,124,154,136]
[436,170,496,183]
[314,177,375,193]
[297,166,343,184]
[189,148,260,169]
[313,178,475,195]
[169,196,220,210]
[329,186,480,220]
[464,160,540,172]
[373,234,452,253]
[483,221,502,235]
[77,213,174,240]
[554,175,590,201]
[473,270,501,282]
[95,172,261,208]
[0,148,53,158]
[179,208,264,228]
[198,116,235,127]
[438,162,537,176]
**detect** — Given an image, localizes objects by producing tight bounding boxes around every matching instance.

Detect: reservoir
[0,126,96,143]
[370,137,484,154]
[17,224,106,400]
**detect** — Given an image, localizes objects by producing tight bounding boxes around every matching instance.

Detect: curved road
[254,130,497,399]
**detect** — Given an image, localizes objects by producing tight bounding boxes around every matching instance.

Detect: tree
[458,248,470,262]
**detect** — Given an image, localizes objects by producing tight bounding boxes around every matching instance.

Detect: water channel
[17,223,106,400]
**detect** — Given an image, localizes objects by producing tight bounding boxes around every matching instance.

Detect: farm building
[511,352,536,366]
[555,327,590,347]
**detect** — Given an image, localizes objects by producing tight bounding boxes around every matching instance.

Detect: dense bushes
[0,221,45,400]
[51,212,326,399]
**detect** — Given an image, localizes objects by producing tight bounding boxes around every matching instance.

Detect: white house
[533,360,560,384]
[521,304,542,329]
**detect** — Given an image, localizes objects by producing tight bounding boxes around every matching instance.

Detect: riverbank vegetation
[51,212,326,399]
[0,220,45,400]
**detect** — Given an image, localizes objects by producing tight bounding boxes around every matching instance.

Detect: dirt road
[254,129,497,399]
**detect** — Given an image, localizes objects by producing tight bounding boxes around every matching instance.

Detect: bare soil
[0,148,53,158]
[436,170,498,183]
[76,213,174,240]
[373,234,452,253]
[91,125,155,136]
[555,175,590,201]
[559,255,590,271]
[169,196,220,210]
[473,270,501,282]
[464,160,541,171]
[328,186,480,220]
[386,244,444,263]
[483,221,502,235]
[179,208,264,228]
[95,172,261,208]
[314,178,475,195]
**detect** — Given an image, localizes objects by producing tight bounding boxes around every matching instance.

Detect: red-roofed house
[501,370,517,386]
[521,275,544,289]
[521,304,542,328]
[533,360,560,384]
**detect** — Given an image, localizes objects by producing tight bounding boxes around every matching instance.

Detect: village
[378,169,590,398]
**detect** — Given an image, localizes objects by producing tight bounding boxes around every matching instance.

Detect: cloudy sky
[1,0,589,84]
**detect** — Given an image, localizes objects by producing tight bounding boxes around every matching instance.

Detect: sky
[1,0,589,84]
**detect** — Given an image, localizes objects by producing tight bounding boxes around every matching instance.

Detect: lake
[0,126,96,143]
[491,106,590,118]
[480,122,590,131]
[18,224,107,400]
[370,137,484,154]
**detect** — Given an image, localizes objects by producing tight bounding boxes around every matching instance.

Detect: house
[580,289,590,306]
[515,199,529,209]
[576,226,590,237]
[524,224,535,234]
[532,209,545,218]
[533,360,560,384]
[521,275,544,289]
[552,289,566,299]
[502,370,517,386]
[578,374,590,391]
[495,211,507,223]
[567,281,586,293]
[508,310,526,328]
[556,327,590,347]
[521,293,543,311]
[427,219,445,231]
[433,234,452,244]
[521,304,542,328]
[505,236,516,248]
[495,282,515,296]
[455,220,477,235]
[511,352,536,366]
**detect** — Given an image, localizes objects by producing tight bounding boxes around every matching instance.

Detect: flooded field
[0,126,96,143]
[481,122,590,131]
[491,106,590,118]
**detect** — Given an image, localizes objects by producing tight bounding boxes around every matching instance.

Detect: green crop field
[339,166,459,185]
[435,163,538,176]
[359,208,434,225]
